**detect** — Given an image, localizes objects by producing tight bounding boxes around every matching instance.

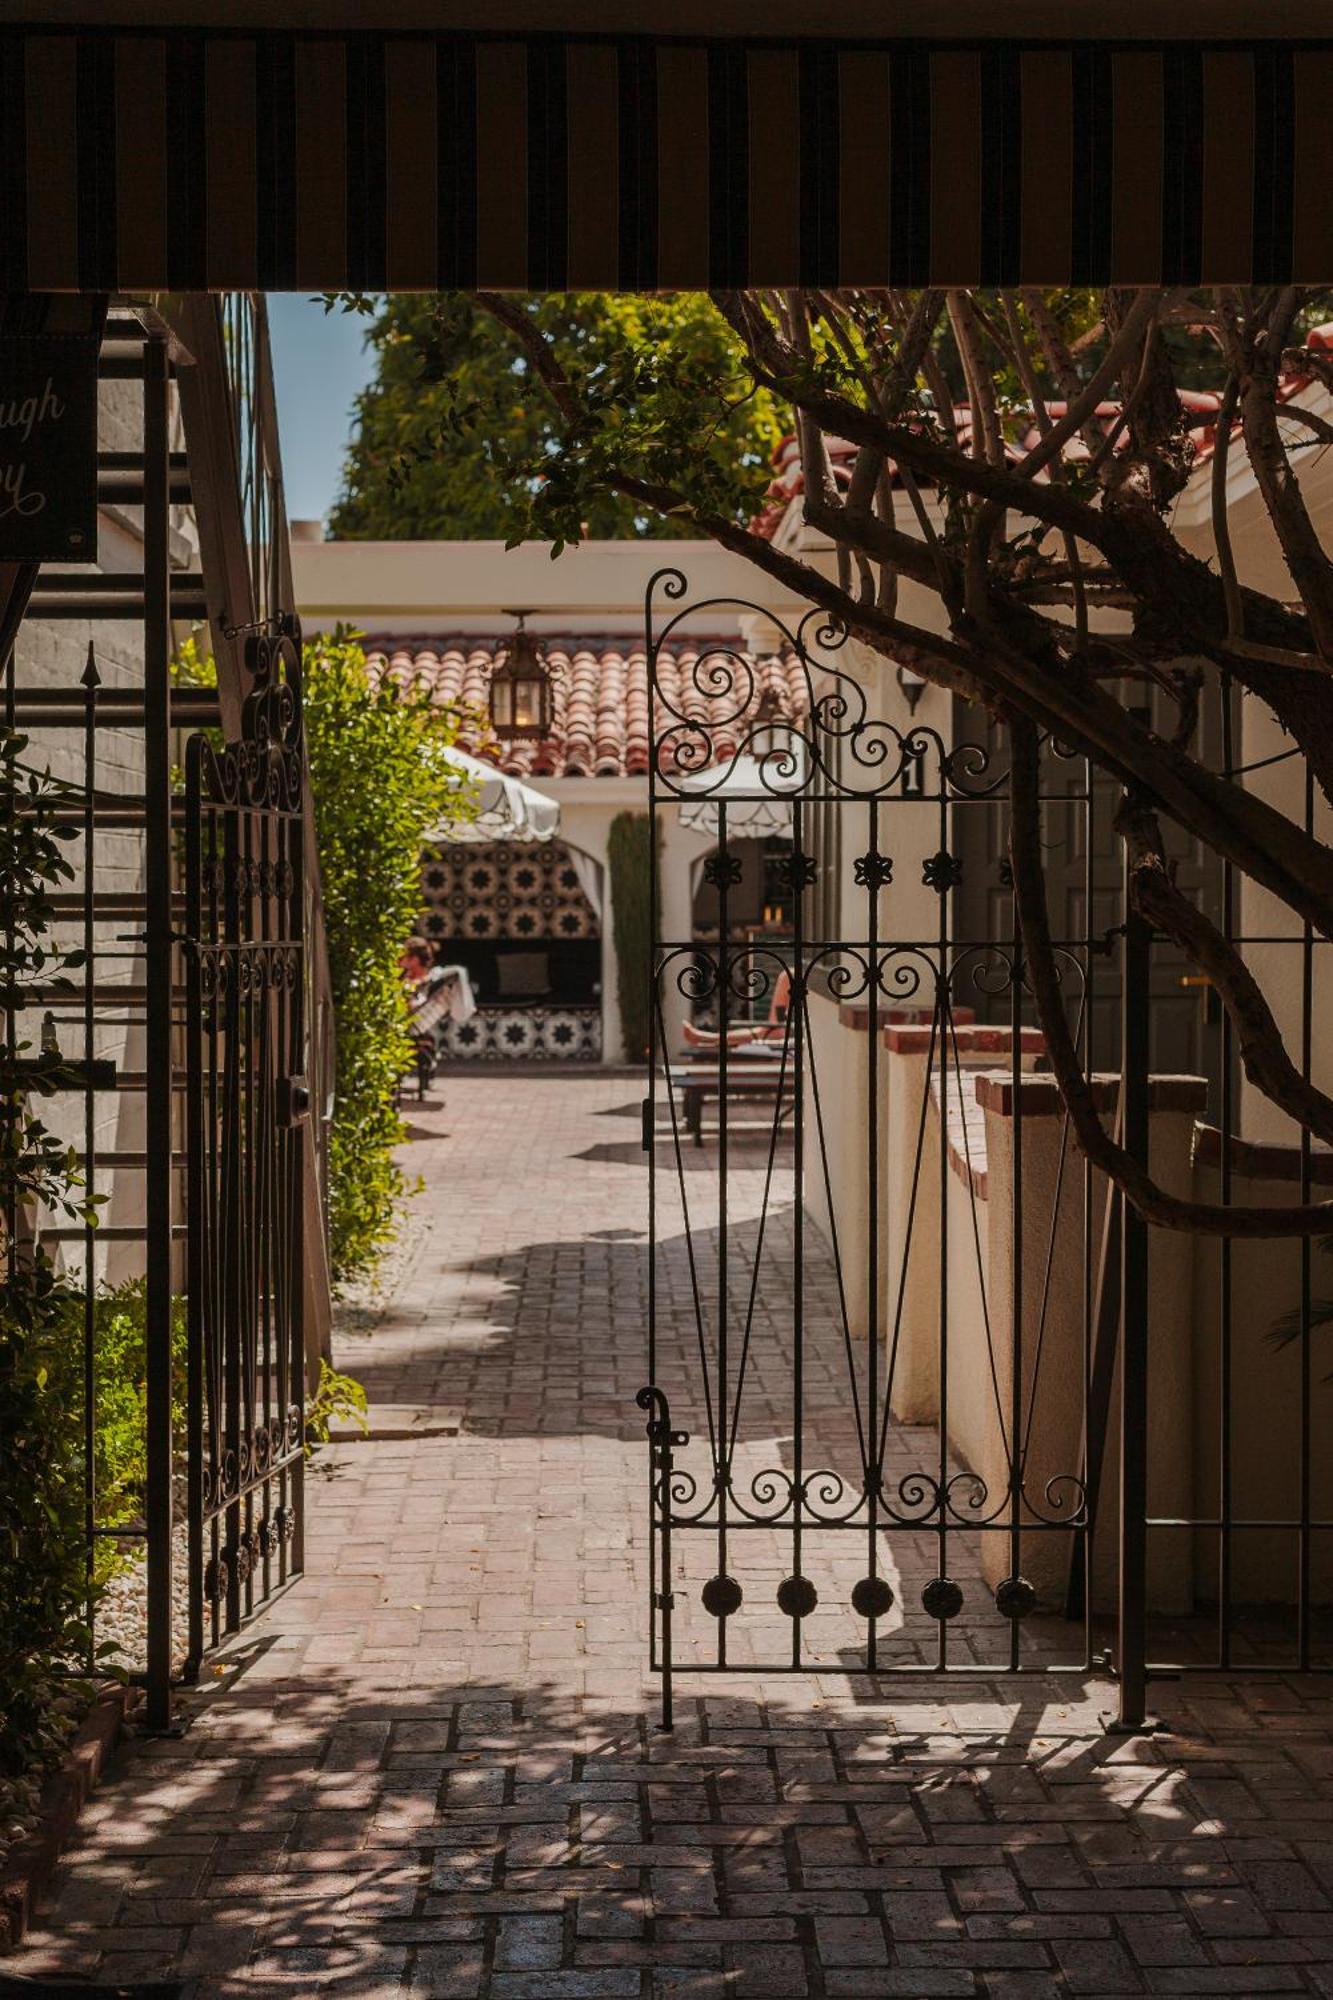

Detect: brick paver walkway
[22,1074,1333,1996]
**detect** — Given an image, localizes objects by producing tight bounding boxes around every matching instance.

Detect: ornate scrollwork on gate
[641,572,1097,1710]
[183,629,307,1671]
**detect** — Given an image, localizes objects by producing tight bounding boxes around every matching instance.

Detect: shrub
[607,812,658,1064]
[301,627,475,1280]
[0,1269,99,1827]
[0,733,101,1833]
[48,1280,188,1568]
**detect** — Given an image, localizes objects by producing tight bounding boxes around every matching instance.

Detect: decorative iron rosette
[922,849,963,894]
[853,850,894,893]
[701,1575,743,1619]
[994,1576,1037,1621]
[851,1576,895,1619]
[776,1575,818,1619]
[922,1576,964,1621]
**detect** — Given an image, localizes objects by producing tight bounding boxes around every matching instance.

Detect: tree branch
[1009,717,1333,1237]
[1116,791,1333,1149]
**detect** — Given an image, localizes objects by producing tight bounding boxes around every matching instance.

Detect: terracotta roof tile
[366,636,810,781]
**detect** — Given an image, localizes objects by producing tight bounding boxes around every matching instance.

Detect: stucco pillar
[882,1024,1038,1425]
[1191,1128,1333,1611]
[975,1070,1205,1611]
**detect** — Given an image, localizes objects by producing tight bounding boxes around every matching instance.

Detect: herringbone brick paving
[21,1074,1333,1995]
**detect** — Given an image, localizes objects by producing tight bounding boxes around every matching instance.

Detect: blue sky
[267,294,378,530]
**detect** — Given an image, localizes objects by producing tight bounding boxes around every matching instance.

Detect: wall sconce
[897,664,928,716]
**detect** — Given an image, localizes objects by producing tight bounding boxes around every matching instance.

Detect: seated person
[400,936,435,992]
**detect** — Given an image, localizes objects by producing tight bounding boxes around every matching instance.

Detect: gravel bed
[93,1519,190,1679]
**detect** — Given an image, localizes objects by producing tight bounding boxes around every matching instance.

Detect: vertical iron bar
[289,737,306,1582]
[716,800,729,1669]
[240,797,256,1628]
[143,333,175,1730]
[936,790,950,1671]
[1300,759,1313,1668]
[1009,802,1023,1672]
[647,710,661,1700]
[1117,847,1151,1732]
[82,644,99,1661]
[657,1394,675,1732]
[223,792,243,1637]
[1219,676,1234,1669]
[207,802,222,1654]
[791,797,805,1668]
[259,802,273,1609]
[866,797,880,1670]
[184,739,205,1676]
[1082,756,1095,1667]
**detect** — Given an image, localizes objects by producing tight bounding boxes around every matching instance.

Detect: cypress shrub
[607,811,658,1064]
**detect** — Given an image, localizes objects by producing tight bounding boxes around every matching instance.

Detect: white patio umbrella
[427,744,561,845]
[676,745,808,840]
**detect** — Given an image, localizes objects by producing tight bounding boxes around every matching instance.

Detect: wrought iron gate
[184,629,306,1668]
[643,571,1109,1724]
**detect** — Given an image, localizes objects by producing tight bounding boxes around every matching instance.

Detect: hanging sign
[0,335,99,561]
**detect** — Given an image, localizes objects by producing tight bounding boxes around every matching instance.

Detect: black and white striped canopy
[3,26,1331,290]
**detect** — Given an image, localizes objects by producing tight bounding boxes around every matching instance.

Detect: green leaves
[0,725,125,1828]
[301,627,477,1283]
[329,292,784,546]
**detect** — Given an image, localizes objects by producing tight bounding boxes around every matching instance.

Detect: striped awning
[4,29,1332,291]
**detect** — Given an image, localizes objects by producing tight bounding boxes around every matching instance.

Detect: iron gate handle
[277,1074,311,1127]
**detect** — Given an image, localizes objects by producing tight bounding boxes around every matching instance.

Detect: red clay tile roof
[367,637,810,781]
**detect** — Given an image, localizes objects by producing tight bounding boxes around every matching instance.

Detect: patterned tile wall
[422,840,602,1063]
[420,840,598,943]
[439,1006,602,1062]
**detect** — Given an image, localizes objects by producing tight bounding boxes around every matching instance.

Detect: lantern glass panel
[491,677,514,730]
[514,675,545,733]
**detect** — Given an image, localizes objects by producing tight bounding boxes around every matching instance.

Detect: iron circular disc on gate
[922,1576,964,1621]
[777,1575,819,1619]
[995,1575,1037,1621]
[701,1573,744,1619]
[852,1576,895,1619]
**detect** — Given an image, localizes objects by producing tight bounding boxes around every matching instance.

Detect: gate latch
[277,1074,311,1128]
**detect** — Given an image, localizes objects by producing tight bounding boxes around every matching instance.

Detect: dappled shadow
[22,1634,1333,1996]
[340,1079,1097,1675]
[23,1074,1333,1991]
[567,1139,648,1169]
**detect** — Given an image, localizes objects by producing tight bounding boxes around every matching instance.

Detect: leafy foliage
[328,293,784,549]
[47,1279,188,1576]
[304,1357,370,1449]
[607,813,658,1064]
[299,628,476,1281]
[0,733,101,1835]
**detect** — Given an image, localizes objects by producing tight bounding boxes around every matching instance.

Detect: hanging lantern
[490,610,552,741]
